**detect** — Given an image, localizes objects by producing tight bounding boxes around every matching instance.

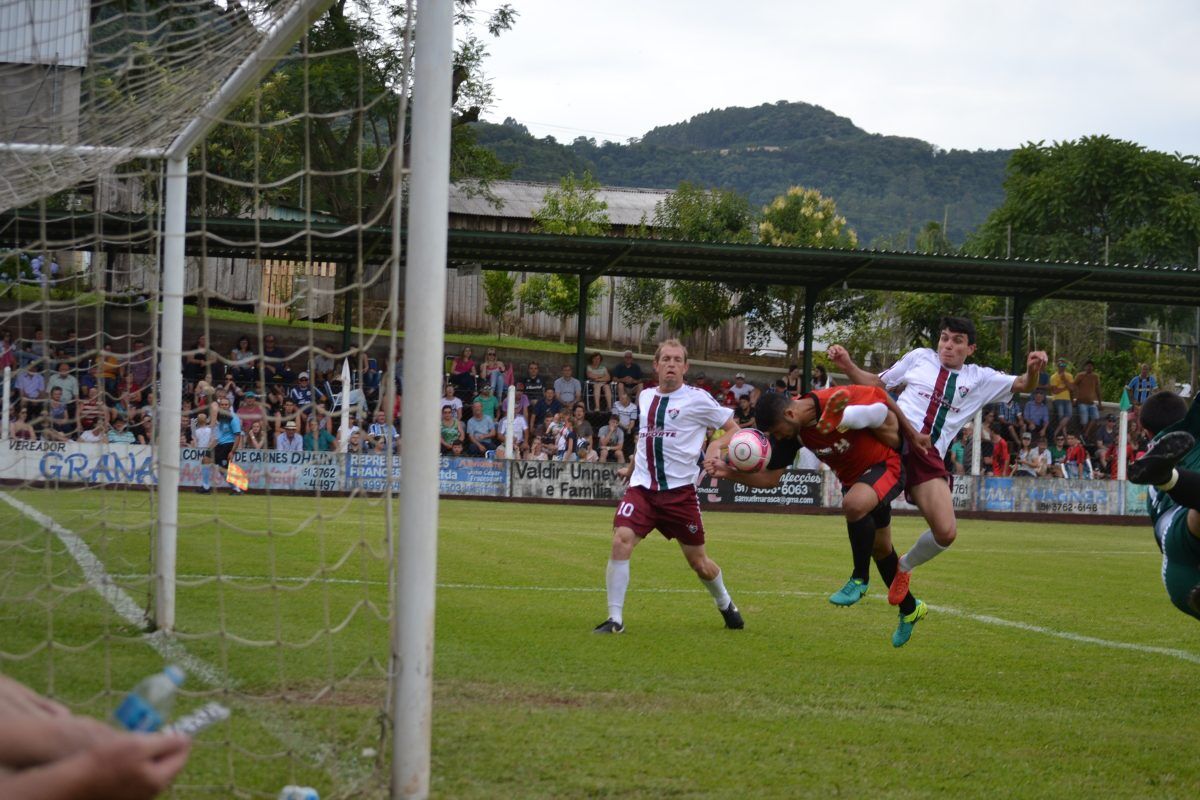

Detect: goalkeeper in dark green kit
[1128,391,1200,620]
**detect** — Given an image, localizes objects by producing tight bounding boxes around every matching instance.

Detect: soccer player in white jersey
[594,339,744,634]
[829,316,1047,606]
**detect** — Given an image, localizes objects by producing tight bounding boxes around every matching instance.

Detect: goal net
[0,1,414,796]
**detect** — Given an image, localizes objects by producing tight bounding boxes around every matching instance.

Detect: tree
[743,186,871,360]
[521,172,611,342]
[968,136,1200,268]
[518,274,605,343]
[651,182,754,357]
[531,171,611,236]
[197,1,517,220]
[481,270,516,336]
[615,277,666,351]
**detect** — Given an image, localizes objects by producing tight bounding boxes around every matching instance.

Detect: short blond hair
[654,338,688,362]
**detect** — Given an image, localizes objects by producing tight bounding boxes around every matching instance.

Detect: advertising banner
[1012,478,1118,515]
[438,457,508,496]
[696,469,822,507]
[2,439,156,486]
[179,448,342,492]
[509,460,625,501]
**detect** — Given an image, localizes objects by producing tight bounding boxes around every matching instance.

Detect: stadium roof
[7,210,1199,306]
[448,180,668,227]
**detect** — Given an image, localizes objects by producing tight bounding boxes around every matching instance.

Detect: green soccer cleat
[892,599,927,648]
[829,578,869,606]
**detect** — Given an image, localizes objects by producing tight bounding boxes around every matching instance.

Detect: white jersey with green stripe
[881,348,1015,458]
[630,385,733,491]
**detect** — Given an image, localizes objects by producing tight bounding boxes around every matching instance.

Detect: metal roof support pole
[802,288,819,394]
[575,274,597,388]
[1009,296,1029,377]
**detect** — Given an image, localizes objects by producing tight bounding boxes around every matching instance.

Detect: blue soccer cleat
[892,599,927,647]
[829,578,869,606]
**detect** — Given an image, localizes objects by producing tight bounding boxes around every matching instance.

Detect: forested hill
[471,100,1013,245]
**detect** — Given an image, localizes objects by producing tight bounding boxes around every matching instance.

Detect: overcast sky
[476,0,1200,155]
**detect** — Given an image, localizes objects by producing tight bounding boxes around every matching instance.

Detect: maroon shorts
[614,484,706,546]
[849,454,905,506]
[902,440,950,503]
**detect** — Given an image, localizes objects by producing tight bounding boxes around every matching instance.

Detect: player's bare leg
[680,542,743,629]
[890,477,957,605]
[595,526,641,633]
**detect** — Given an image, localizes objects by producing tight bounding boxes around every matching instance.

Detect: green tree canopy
[743,186,871,360]
[521,172,610,342]
[968,135,1200,267]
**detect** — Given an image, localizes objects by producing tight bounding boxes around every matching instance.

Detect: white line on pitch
[0,491,362,783]
[109,571,1200,666]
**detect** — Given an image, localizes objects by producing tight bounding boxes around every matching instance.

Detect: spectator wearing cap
[585,351,612,412]
[15,361,45,408]
[1072,359,1102,432]
[473,382,500,419]
[275,419,304,452]
[289,371,314,412]
[237,390,267,432]
[1048,359,1074,436]
[1022,388,1050,440]
[611,350,643,396]
[729,372,755,404]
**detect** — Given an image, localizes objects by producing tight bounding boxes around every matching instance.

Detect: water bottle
[113,665,185,732]
[278,787,319,800]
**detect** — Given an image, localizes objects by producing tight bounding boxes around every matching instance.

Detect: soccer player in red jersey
[706,385,929,647]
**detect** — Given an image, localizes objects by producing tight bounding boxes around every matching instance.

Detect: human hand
[1027,350,1049,372]
[82,732,191,800]
[0,675,71,719]
[910,431,933,454]
[703,456,736,479]
[826,345,851,370]
[615,464,632,484]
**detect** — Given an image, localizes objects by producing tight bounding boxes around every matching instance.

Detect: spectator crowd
[1,326,1168,481]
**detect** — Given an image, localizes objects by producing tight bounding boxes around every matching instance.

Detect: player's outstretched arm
[706,459,786,489]
[827,345,884,390]
[1011,350,1049,393]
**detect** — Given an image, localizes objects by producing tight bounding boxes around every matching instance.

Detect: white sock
[898,529,948,572]
[701,569,732,609]
[840,403,888,430]
[606,559,630,623]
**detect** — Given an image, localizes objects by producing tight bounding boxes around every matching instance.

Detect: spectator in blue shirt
[465,401,498,456]
[1022,388,1050,440]
[1127,363,1158,404]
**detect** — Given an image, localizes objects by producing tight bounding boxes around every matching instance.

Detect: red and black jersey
[767,385,898,485]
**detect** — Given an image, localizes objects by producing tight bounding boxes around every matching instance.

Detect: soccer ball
[727,429,771,472]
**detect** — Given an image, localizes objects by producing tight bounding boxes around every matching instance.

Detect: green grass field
[2,488,1198,798]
